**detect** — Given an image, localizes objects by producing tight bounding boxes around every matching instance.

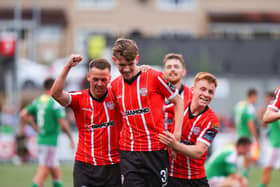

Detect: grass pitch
[0,163,279,187]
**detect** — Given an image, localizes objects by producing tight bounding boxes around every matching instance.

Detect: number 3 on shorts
[160,168,168,186]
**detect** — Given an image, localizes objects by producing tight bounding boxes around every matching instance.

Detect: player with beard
[162,53,192,132]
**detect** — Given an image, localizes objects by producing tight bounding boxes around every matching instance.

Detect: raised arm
[51,54,83,106]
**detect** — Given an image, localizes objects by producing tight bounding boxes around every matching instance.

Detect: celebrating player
[111,38,184,187]
[162,53,192,132]
[159,72,220,187]
[51,55,122,187]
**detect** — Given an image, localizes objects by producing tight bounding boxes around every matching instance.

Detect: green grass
[0,164,279,187]
[0,163,73,187]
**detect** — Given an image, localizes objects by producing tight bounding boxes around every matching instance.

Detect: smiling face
[192,79,216,108]
[87,67,110,99]
[163,58,185,85]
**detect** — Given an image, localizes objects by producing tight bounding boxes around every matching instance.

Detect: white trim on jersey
[103,102,113,165]
[197,122,212,146]
[186,112,202,179]
[169,158,175,177]
[67,91,82,107]
[157,76,178,100]
[89,97,97,165]
[137,76,151,151]
[122,79,134,151]
[268,105,280,112]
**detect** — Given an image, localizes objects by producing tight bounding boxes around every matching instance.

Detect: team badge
[212,123,220,130]
[140,88,148,96]
[106,101,115,110]
[193,127,201,135]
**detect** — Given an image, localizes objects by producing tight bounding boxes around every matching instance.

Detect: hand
[139,64,151,72]
[67,54,83,68]
[158,131,177,148]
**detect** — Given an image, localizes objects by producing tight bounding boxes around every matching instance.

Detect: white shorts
[208,177,225,187]
[38,145,59,167]
[263,145,280,169]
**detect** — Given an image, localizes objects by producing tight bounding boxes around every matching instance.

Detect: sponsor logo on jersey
[139,88,148,96]
[86,121,115,130]
[106,101,115,110]
[125,108,150,116]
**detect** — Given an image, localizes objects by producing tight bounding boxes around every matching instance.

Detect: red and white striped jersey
[268,86,280,111]
[111,69,178,152]
[169,104,220,179]
[67,88,122,166]
[163,85,192,132]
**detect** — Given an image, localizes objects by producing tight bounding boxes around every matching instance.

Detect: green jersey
[268,120,280,147]
[233,101,256,138]
[206,146,238,179]
[26,94,66,146]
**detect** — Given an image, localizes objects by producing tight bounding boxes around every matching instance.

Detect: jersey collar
[123,71,142,85]
[188,103,209,119]
[88,89,108,103]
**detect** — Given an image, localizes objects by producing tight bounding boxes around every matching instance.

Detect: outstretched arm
[51,54,83,106]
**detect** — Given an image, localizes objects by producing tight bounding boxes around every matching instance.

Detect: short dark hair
[247,88,257,97]
[112,38,139,61]
[88,58,111,71]
[163,53,185,67]
[236,137,251,146]
[43,78,55,90]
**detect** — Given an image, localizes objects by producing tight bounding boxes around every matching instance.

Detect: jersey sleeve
[197,116,220,146]
[268,86,280,111]
[26,99,37,116]
[153,70,178,100]
[67,91,83,109]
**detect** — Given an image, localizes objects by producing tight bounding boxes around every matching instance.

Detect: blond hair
[194,72,218,88]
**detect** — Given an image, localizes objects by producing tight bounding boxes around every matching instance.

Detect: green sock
[31,182,39,187]
[53,180,63,187]
[257,184,266,187]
